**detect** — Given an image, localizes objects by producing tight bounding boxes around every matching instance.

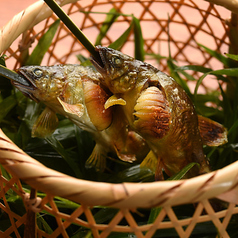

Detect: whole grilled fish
[14,64,149,171]
[91,46,227,180]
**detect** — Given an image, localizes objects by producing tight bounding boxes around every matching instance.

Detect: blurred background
[0,0,36,27]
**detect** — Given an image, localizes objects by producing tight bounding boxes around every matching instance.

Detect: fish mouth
[14,69,39,102]
[90,46,107,74]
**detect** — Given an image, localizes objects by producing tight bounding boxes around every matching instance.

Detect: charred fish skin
[15,64,149,171]
[91,46,211,179]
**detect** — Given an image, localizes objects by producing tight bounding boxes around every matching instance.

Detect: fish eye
[33,68,43,77]
[112,56,122,67]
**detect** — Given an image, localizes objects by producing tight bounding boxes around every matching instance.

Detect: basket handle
[0,0,79,54]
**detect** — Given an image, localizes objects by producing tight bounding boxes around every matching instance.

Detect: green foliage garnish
[25,19,60,65]
[95,8,119,46]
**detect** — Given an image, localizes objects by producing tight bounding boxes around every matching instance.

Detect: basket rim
[0,0,237,209]
[0,0,79,54]
[0,128,237,209]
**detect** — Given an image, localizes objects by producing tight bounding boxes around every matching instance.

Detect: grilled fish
[14,64,149,171]
[91,46,227,180]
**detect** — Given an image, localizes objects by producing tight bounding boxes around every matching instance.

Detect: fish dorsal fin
[32,107,59,138]
[104,95,126,109]
[198,115,228,146]
[57,97,84,118]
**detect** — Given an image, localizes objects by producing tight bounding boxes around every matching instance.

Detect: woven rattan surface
[0,0,237,237]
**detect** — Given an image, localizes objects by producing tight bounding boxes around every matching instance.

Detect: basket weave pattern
[0,0,237,237]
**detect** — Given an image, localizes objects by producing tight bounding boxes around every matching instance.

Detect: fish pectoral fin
[85,144,107,172]
[140,150,157,173]
[104,95,126,109]
[198,115,228,146]
[32,107,59,138]
[57,97,84,118]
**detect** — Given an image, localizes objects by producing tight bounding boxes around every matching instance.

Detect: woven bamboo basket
[0,0,238,237]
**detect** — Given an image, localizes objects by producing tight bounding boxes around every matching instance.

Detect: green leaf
[211,68,238,77]
[167,162,200,181]
[109,20,134,50]
[194,72,210,98]
[76,54,92,66]
[148,207,162,224]
[37,216,53,235]
[133,16,144,61]
[0,93,20,123]
[54,196,80,209]
[225,53,238,62]
[0,164,12,181]
[176,65,212,74]
[0,54,6,66]
[167,59,192,96]
[95,8,119,46]
[25,19,60,65]
[45,134,83,178]
[109,164,154,183]
[93,207,118,224]
[198,43,230,67]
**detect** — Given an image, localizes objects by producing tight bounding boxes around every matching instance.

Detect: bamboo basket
[0,0,238,237]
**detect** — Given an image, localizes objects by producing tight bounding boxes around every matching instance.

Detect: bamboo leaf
[109,20,134,50]
[0,54,6,66]
[37,216,53,235]
[45,135,83,178]
[25,19,60,65]
[211,68,238,77]
[225,53,238,62]
[110,164,154,183]
[148,207,162,224]
[133,16,144,61]
[194,72,210,98]
[176,65,212,73]
[198,43,230,67]
[167,162,200,181]
[167,59,192,96]
[0,93,21,123]
[95,8,119,46]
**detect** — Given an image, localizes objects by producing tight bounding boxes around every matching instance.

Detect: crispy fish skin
[15,64,149,171]
[91,46,225,179]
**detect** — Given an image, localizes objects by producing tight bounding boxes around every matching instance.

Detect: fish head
[16,65,66,103]
[91,46,139,94]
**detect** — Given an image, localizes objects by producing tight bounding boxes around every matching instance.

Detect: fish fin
[57,97,84,118]
[140,150,157,172]
[198,115,228,146]
[85,144,107,172]
[104,95,126,109]
[32,107,58,138]
[155,158,165,181]
[114,145,137,163]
